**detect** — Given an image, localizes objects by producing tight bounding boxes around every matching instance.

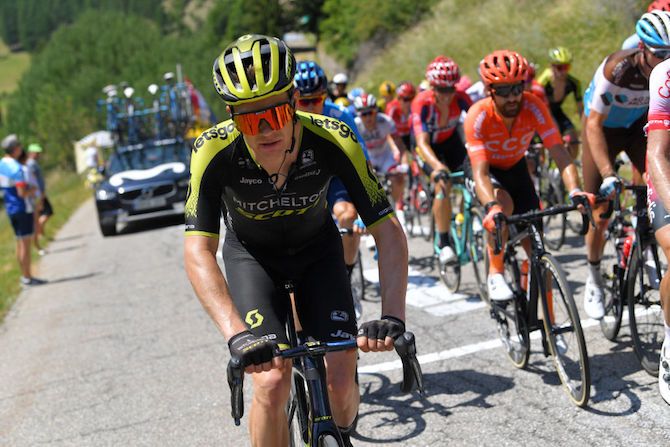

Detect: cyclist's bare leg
[565,128,580,159]
[324,349,359,427]
[486,188,513,271]
[333,201,361,266]
[584,201,609,262]
[249,367,292,447]
[655,225,670,327]
[433,180,452,236]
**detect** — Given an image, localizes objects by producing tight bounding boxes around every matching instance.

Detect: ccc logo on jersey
[245,309,264,329]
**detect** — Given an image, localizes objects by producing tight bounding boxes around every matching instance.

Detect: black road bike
[227,281,424,447]
[487,204,592,407]
[599,183,666,375]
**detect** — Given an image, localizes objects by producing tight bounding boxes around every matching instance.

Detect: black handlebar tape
[227,357,245,426]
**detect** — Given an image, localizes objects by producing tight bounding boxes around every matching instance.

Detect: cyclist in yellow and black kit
[537,46,583,158]
[183,34,408,447]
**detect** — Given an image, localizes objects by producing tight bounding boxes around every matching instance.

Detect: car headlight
[96,189,117,200]
[177,178,190,188]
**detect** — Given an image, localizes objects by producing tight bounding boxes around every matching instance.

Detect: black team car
[95,138,190,236]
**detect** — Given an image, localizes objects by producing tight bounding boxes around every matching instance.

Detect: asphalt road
[0,199,669,446]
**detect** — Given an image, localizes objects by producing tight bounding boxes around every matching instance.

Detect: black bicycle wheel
[288,371,310,447]
[469,207,488,301]
[627,245,665,376]
[541,181,566,250]
[494,249,530,368]
[599,228,624,341]
[350,250,365,319]
[540,253,590,408]
[317,433,342,447]
[419,174,433,242]
[439,251,461,293]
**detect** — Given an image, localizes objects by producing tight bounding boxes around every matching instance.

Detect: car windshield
[108,142,190,175]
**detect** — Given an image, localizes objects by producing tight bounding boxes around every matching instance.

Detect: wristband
[484,201,500,213]
[568,188,582,197]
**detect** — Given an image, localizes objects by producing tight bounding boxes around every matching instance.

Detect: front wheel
[599,229,624,341]
[493,249,530,368]
[288,372,310,447]
[318,434,342,447]
[436,224,461,292]
[540,253,590,408]
[349,250,365,319]
[627,245,665,376]
[469,207,488,301]
[541,181,566,250]
[98,215,117,237]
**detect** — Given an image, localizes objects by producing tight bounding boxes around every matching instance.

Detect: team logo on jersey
[301,149,315,168]
[330,310,349,322]
[309,115,359,142]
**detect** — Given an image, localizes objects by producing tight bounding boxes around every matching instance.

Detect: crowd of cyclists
[183,1,670,445]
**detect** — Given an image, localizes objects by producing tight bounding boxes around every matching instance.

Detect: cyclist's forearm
[648,130,670,212]
[473,162,496,206]
[548,144,581,191]
[184,238,247,340]
[370,219,407,320]
[416,134,443,171]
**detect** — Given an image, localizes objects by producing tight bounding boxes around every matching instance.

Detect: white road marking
[359,317,602,374]
[364,266,485,316]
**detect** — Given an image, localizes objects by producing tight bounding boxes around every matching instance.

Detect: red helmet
[479,50,529,86]
[648,0,670,12]
[353,93,377,111]
[396,81,416,99]
[425,56,460,88]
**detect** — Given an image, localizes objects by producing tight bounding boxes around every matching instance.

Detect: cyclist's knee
[325,351,357,397]
[494,189,513,215]
[251,368,291,407]
[655,225,670,254]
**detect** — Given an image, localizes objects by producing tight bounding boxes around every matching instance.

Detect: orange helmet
[479,50,529,86]
[648,0,670,12]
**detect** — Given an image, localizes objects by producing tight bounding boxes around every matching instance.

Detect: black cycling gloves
[357,315,406,341]
[228,330,277,367]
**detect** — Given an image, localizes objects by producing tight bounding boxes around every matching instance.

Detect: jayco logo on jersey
[309,115,359,142]
[240,177,263,185]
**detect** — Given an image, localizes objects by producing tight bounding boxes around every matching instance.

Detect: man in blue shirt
[0,134,45,286]
[293,61,371,279]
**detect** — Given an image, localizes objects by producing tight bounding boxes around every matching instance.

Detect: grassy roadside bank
[0,170,91,322]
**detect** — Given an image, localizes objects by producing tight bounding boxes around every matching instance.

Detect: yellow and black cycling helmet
[548,46,573,65]
[213,34,296,105]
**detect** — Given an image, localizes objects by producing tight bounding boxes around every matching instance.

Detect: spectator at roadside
[26,143,52,255]
[0,134,46,287]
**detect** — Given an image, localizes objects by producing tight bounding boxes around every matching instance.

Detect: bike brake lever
[493,214,505,255]
[394,332,425,396]
[227,357,245,426]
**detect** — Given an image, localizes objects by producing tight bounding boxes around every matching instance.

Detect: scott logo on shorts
[245,309,264,329]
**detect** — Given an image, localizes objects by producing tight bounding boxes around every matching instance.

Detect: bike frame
[285,306,350,446]
[431,172,477,266]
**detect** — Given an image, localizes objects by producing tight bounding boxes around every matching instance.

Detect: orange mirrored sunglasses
[232,102,294,135]
[297,94,326,107]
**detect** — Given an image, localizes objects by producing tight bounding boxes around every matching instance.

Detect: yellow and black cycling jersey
[185,112,393,253]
